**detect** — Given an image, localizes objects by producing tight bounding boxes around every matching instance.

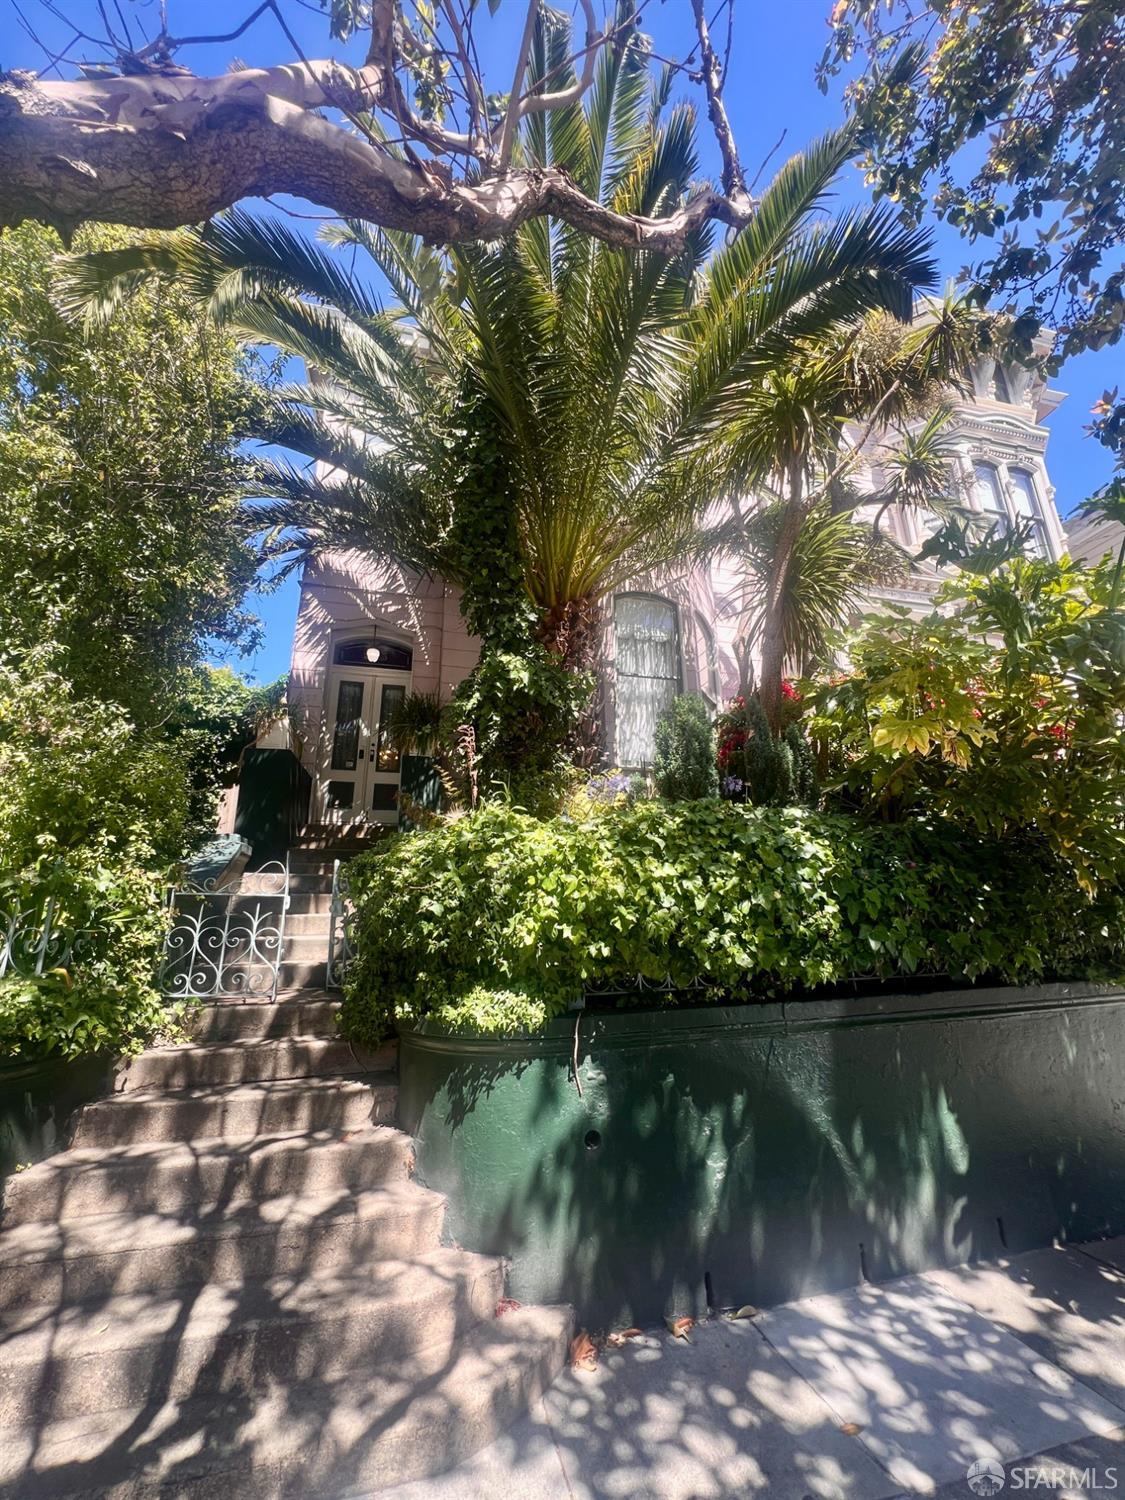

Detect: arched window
[614,595,681,767]
[1008,468,1048,557]
[333,636,413,670]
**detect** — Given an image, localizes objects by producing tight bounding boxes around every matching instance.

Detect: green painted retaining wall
[398,982,1125,1328]
[0,1052,114,1182]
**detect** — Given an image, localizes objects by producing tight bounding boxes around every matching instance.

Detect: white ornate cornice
[945,409,1049,461]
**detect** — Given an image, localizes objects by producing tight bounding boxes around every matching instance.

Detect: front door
[322,670,410,826]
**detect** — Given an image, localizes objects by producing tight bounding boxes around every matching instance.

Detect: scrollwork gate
[160,860,290,1002]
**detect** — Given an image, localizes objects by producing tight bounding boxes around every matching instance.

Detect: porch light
[365,646,382,664]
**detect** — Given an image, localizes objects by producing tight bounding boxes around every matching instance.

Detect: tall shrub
[653,695,718,802]
[0,655,185,1059]
[0,221,260,729]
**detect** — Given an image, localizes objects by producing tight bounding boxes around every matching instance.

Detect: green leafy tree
[818,0,1125,360]
[0,652,186,1060]
[806,557,1125,891]
[67,7,942,785]
[164,667,289,843]
[0,221,262,729]
[653,695,718,802]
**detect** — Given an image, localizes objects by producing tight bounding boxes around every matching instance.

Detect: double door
[322,669,408,825]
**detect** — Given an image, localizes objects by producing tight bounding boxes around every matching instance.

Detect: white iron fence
[159,860,290,1002]
[0,893,90,981]
[327,858,354,990]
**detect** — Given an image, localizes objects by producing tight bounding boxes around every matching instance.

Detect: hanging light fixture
[365,644,382,664]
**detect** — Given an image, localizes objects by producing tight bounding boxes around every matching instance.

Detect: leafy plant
[716,692,817,808]
[340,801,1123,1043]
[819,0,1125,360]
[653,695,718,803]
[0,858,175,1062]
[805,557,1125,890]
[383,691,445,757]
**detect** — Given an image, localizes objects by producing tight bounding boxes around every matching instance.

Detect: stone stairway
[0,839,571,1498]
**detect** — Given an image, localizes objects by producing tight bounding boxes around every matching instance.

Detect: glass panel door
[368,681,406,825]
[323,674,374,822]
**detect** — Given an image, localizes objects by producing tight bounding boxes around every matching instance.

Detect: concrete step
[184,996,342,1043]
[119,1038,376,1091]
[294,824,383,846]
[1,1125,412,1227]
[0,1304,572,1498]
[284,892,334,915]
[0,1248,504,1427]
[282,912,333,936]
[277,958,328,989]
[286,856,340,875]
[0,1180,446,1308]
[282,933,331,959]
[71,1077,395,1147]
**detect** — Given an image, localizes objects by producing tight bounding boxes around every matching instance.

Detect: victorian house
[283,351,1069,827]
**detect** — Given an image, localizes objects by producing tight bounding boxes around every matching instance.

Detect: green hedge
[341,802,1125,1042]
[0,860,174,1061]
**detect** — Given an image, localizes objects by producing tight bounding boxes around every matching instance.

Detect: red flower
[780,680,801,702]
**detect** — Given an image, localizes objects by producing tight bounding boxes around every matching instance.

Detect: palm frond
[740,501,906,671]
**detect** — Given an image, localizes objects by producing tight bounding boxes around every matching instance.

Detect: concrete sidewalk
[377,1239,1125,1500]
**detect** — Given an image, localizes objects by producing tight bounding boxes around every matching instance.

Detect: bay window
[972,460,1050,558]
[1008,468,1049,557]
[973,462,1008,533]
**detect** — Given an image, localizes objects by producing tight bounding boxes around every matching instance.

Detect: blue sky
[8,0,1120,681]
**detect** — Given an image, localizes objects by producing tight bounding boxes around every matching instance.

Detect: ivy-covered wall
[399,983,1125,1328]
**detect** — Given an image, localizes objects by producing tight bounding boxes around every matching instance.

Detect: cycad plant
[65,4,942,783]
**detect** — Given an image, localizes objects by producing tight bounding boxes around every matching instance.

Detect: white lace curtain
[614,596,681,768]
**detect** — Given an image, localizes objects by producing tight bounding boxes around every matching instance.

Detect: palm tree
[65,4,942,764]
[731,500,905,688]
[714,304,983,727]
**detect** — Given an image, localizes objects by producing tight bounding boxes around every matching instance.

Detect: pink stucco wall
[289,548,722,782]
[288,550,480,784]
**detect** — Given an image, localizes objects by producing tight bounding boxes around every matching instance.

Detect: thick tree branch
[0,60,754,249]
[690,0,751,216]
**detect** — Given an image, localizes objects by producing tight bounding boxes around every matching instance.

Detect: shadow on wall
[398,986,1125,1329]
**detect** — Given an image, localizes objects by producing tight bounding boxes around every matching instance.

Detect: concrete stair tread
[134,1037,349,1056]
[0,1179,443,1267]
[0,1246,500,1361]
[120,1037,384,1091]
[0,1304,572,1498]
[71,1074,395,1147]
[4,1123,397,1180]
[183,1003,344,1044]
[87,1076,387,1109]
